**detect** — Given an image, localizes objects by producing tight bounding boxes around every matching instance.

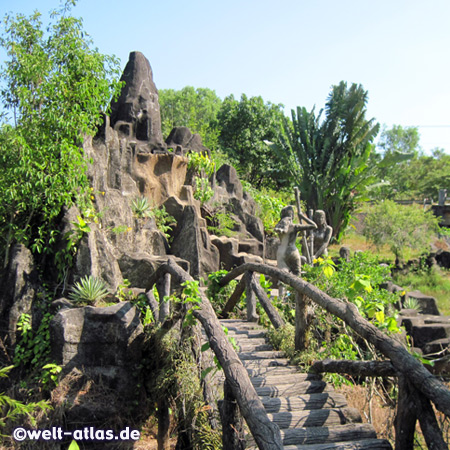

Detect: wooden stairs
[220,319,393,450]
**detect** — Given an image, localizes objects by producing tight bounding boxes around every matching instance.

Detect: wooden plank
[255,381,332,398]
[280,423,377,446]
[250,373,323,386]
[267,407,362,429]
[311,359,397,378]
[281,438,393,449]
[260,394,349,412]
[238,350,286,360]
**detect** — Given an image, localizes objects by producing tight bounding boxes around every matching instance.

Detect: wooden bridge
[147,259,450,450]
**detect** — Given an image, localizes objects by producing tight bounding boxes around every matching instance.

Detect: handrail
[146,258,284,450]
[218,262,450,419]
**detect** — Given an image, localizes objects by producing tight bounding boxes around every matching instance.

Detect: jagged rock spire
[109,51,164,147]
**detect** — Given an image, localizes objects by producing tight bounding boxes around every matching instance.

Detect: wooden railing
[146,258,450,449]
[219,262,450,450]
[146,258,284,450]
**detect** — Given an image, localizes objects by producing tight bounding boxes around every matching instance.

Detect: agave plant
[69,276,109,305]
[131,196,151,218]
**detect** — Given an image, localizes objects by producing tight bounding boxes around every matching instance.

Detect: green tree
[159,86,222,149]
[363,200,439,264]
[368,125,419,199]
[275,81,380,239]
[376,146,450,201]
[0,2,122,265]
[217,94,289,188]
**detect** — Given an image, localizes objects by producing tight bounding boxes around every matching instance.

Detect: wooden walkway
[221,319,393,450]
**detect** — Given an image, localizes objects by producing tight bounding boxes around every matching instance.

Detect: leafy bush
[151,205,176,240]
[206,205,237,237]
[241,181,289,233]
[363,200,439,263]
[0,4,122,265]
[193,176,214,205]
[206,270,239,314]
[69,275,109,305]
[0,366,51,429]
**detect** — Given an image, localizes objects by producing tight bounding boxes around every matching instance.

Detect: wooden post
[250,276,284,329]
[157,272,171,323]
[415,388,448,450]
[245,271,259,322]
[294,187,311,264]
[221,277,246,318]
[395,376,417,450]
[295,292,309,351]
[157,398,170,450]
[219,380,245,450]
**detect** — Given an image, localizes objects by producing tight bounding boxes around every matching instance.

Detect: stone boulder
[75,224,123,292]
[118,253,189,290]
[50,302,144,397]
[171,205,220,279]
[404,290,440,316]
[165,127,210,155]
[0,244,38,348]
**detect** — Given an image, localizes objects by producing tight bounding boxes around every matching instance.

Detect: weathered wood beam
[220,277,246,318]
[414,385,448,450]
[311,359,397,378]
[250,274,285,329]
[218,262,450,418]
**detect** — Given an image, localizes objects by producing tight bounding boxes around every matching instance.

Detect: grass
[329,228,425,264]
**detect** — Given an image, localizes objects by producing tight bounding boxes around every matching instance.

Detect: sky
[2,0,450,154]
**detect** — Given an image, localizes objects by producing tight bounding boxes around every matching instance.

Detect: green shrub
[363,201,439,263]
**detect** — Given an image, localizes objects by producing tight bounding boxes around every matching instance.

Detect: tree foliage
[159,86,222,150]
[217,94,289,188]
[275,81,380,239]
[0,2,122,264]
[373,128,450,200]
[363,200,439,263]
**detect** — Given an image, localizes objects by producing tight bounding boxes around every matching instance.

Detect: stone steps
[219,319,392,449]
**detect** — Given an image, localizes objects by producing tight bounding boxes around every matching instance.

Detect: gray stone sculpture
[274,206,317,276]
[311,210,333,259]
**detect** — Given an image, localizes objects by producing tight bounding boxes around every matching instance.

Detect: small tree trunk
[415,387,448,450]
[250,276,284,329]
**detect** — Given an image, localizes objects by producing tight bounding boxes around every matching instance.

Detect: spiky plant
[131,196,151,218]
[69,276,109,305]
